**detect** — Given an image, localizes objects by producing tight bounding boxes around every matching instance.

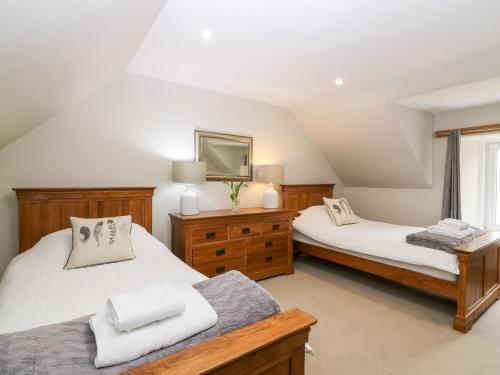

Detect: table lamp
[257,164,284,208]
[172,161,206,215]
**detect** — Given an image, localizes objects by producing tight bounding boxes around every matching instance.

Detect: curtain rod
[434,123,500,138]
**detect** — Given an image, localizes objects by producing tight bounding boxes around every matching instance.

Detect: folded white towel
[428,225,474,239]
[90,285,218,368]
[437,218,470,230]
[106,281,185,332]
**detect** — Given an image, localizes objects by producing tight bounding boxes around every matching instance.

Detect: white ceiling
[393,77,500,113]
[0,0,166,149]
[3,0,500,188]
[129,0,500,187]
[129,0,500,109]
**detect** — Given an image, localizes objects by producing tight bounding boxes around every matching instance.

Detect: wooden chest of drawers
[169,208,295,280]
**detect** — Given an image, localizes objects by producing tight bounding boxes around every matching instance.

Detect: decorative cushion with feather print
[65,215,135,270]
[323,197,359,226]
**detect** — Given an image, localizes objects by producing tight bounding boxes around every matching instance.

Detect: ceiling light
[335,78,344,86]
[201,29,213,40]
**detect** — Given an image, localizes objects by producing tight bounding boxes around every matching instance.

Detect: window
[484,142,500,229]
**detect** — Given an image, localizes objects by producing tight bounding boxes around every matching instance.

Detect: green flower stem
[223,181,248,203]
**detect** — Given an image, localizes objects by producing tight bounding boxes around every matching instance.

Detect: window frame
[484,142,500,230]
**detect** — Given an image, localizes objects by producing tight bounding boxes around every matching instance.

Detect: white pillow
[65,215,135,270]
[323,197,359,226]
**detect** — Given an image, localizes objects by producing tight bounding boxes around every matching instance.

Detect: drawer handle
[216,266,225,274]
[265,241,273,248]
[215,248,226,256]
[206,232,216,239]
[242,227,250,234]
[272,224,280,231]
[265,255,273,263]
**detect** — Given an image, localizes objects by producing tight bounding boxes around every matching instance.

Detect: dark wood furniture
[282,184,500,333]
[13,187,316,375]
[169,208,295,280]
[434,123,500,138]
[13,187,155,252]
[282,184,335,215]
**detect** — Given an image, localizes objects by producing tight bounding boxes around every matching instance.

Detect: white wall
[344,140,444,227]
[345,101,500,227]
[0,0,167,149]
[460,140,483,227]
[0,73,341,276]
[293,96,434,189]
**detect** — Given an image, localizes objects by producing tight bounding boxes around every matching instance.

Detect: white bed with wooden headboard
[0,220,204,334]
[282,184,500,333]
[0,187,316,375]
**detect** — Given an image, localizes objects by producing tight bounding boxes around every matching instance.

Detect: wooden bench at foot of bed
[125,308,316,375]
[282,184,500,333]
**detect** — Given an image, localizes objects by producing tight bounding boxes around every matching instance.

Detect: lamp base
[180,185,199,215]
[263,184,279,209]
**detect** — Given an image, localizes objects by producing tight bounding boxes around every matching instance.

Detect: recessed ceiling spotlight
[201,29,213,40]
[335,78,344,86]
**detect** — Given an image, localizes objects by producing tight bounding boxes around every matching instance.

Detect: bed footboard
[125,308,317,375]
[454,232,500,333]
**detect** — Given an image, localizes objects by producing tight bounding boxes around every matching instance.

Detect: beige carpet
[259,256,500,375]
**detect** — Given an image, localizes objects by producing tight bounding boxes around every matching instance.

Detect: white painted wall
[0,0,167,149]
[293,96,434,189]
[345,102,500,227]
[0,73,341,276]
[344,142,444,227]
[460,140,483,227]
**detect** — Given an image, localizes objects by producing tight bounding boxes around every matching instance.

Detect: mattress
[0,224,206,334]
[293,206,459,281]
[294,232,457,282]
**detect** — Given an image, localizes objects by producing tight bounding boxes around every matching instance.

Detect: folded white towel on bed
[90,284,218,368]
[106,281,185,332]
[428,225,474,239]
[437,218,470,230]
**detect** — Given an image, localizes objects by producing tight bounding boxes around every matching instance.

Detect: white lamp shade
[256,165,284,184]
[172,161,206,184]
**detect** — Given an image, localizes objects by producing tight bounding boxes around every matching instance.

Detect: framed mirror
[195,130,253,181]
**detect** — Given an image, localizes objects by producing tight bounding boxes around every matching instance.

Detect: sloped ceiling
[0,0,167,149]
[129,0,500,188]
[393,77,500,113]
[3,0,500,188]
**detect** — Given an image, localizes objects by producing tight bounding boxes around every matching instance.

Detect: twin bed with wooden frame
[282,184,500,333]
[9,187,317,375]
[6,183,499,374]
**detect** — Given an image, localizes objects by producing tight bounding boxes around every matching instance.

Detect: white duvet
[293,206,459,276]
[0,224,206,334]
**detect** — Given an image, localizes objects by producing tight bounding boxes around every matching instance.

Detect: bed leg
[454,253,469,333]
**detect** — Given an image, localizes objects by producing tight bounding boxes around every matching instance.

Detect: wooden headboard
[282,184,335,213]
[13,187,155,253]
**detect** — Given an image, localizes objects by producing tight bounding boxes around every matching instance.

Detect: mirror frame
[195,130,253,181]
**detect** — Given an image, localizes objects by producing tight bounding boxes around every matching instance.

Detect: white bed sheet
[293,206,459,277]
[294,232,457,282]
[0,224,206,334]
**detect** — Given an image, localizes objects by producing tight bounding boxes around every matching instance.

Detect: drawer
[247,235,288,255]
[191,225,228,245]
[229,223,262,239]
[194,257,245,277]
[262,220,289,235]
[247,248,288,272]
[192,241,245,265]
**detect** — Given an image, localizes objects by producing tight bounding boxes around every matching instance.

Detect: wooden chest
[169,208,295,280]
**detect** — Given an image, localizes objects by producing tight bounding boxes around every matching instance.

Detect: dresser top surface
[169,207,295,221]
